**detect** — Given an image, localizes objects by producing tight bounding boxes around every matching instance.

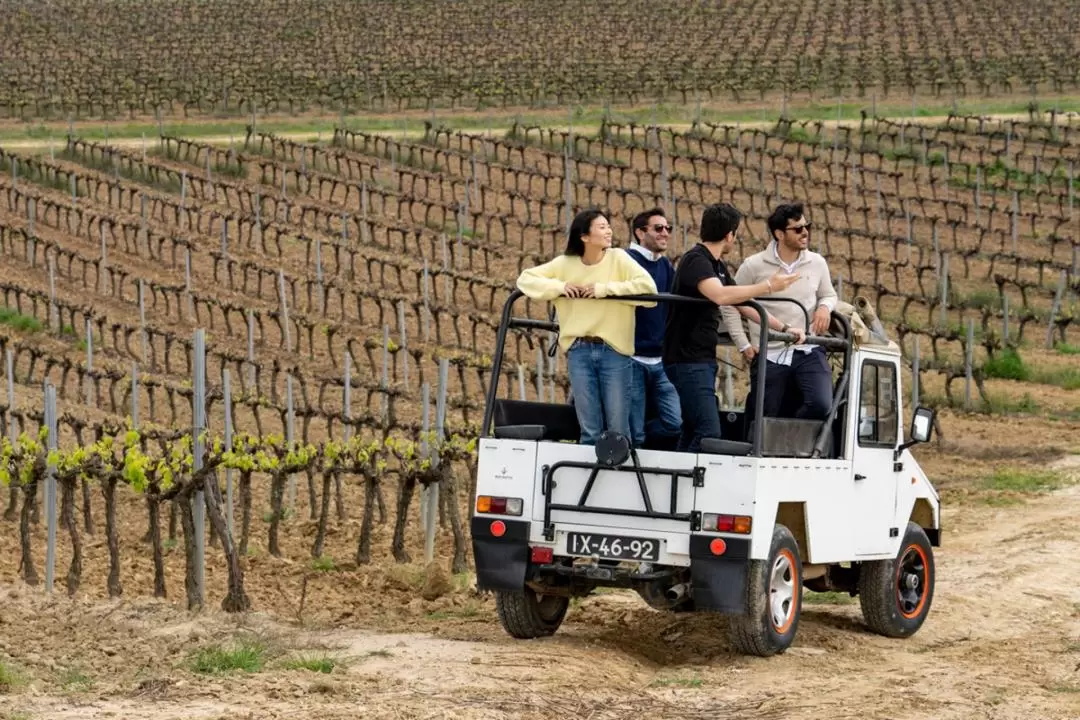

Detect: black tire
[859,522,935,638]
[728,524,802,657]
[494,589,569,639]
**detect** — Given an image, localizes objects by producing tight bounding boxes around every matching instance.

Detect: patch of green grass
[0,661,26,693]
[0,95,1073,149]
[59,667,93,692]
[776,126,820,144]
[963,290,1001,312]
[283,654,338,674]
[982,347,1030,381]
[982,391,1041,415]
[926,151,946,166]
[0,308,44,333]
[982,468,1066,494]
[1055,342,1080,355]
[189,640,266,675]
[1033,366,1080,391]
[309,556,336,572]
[802,590,856,605]
[983,347,1080,389]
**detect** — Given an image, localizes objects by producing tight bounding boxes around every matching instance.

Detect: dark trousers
[744,347,832,434]
[664,361,721,453]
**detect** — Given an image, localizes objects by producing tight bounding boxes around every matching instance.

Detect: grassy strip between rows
[982,348,1080,390]
[3,94,1080,146]
[977,466,1076,507]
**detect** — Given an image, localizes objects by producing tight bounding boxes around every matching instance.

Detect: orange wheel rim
[770,547,798,633]
[896,543,930,619]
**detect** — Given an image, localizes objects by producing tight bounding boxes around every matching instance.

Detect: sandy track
[1,457,1078,719]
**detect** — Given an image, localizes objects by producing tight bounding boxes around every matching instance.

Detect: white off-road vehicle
[471,291,940,656]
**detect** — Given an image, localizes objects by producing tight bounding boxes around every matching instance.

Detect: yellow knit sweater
[516,249,657,355]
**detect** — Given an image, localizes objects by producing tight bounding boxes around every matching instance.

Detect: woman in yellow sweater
[517,209,657,445]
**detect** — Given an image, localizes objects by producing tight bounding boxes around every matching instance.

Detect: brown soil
[1,452,1078,719]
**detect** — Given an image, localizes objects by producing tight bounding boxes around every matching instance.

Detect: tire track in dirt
[4,456,1079,719]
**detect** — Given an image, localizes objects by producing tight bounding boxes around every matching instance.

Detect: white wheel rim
[769,551,796,631]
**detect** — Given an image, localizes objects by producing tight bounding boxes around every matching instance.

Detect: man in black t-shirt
[663,203,799,453]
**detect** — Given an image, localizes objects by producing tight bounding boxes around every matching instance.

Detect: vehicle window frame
[856,360,899,449]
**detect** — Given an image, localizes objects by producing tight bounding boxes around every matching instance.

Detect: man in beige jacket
[721,203,837,432]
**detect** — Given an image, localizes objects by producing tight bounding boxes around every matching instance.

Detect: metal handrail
[481,290,852,457]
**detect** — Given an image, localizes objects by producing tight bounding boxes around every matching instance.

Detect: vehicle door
[851,359,902,556]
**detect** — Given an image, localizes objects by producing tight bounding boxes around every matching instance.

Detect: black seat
[492,399,580,442]
[493,424,546,441]
[700,438,754,456]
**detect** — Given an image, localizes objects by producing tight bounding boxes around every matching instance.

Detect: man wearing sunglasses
[626,208,682,449]
[722,202,838,432]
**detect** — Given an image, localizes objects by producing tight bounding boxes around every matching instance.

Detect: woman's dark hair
[564,209,608,256]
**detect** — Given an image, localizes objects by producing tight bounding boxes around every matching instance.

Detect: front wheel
[494,589,569,639]
[858,522,935,638]
[728,524,802,657]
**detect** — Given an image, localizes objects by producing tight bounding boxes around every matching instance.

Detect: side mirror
[909,406,934,444]
[895,406,934,459]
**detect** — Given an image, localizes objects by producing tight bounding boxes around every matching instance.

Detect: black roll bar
[480,290,849,457]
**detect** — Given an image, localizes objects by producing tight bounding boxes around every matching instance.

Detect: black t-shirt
[663,243,734,364]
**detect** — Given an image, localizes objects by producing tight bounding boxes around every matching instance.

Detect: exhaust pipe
[665,583,689,602]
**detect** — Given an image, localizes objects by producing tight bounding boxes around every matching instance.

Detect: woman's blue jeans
[566,340,632,445]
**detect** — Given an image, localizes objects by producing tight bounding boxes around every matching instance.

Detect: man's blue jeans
[566,340,632,445]
[630,360,682,448]
[664,361,721,453]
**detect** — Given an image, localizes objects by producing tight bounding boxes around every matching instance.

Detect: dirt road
[1,456,1077,720]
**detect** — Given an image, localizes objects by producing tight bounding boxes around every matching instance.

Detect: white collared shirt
[751,243,817,365]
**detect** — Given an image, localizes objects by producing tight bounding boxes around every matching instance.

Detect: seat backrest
[492,399,580,442]
[717,408,746,442]
[750,417,830,458]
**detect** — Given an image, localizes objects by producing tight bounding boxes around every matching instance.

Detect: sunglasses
[785,222,812,235]
[649,223,673,233]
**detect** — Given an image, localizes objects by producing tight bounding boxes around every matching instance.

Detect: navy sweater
[627,248,675,357]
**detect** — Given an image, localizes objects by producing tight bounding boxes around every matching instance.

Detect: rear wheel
[495,589,569,639]
[728,524,802,657]
[859,522,935,638]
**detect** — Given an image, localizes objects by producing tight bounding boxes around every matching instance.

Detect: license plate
[565,532,660,561]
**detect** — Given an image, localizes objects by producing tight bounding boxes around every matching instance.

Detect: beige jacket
[720,242,838,352]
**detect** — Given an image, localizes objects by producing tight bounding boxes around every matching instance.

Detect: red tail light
[530,546,554,564]
[702,513,753,534]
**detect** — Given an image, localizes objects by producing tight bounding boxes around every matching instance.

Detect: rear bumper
[471,516,529,592]
[688,535,750,613]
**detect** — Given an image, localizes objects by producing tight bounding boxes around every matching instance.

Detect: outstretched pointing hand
[766,270,799,293]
